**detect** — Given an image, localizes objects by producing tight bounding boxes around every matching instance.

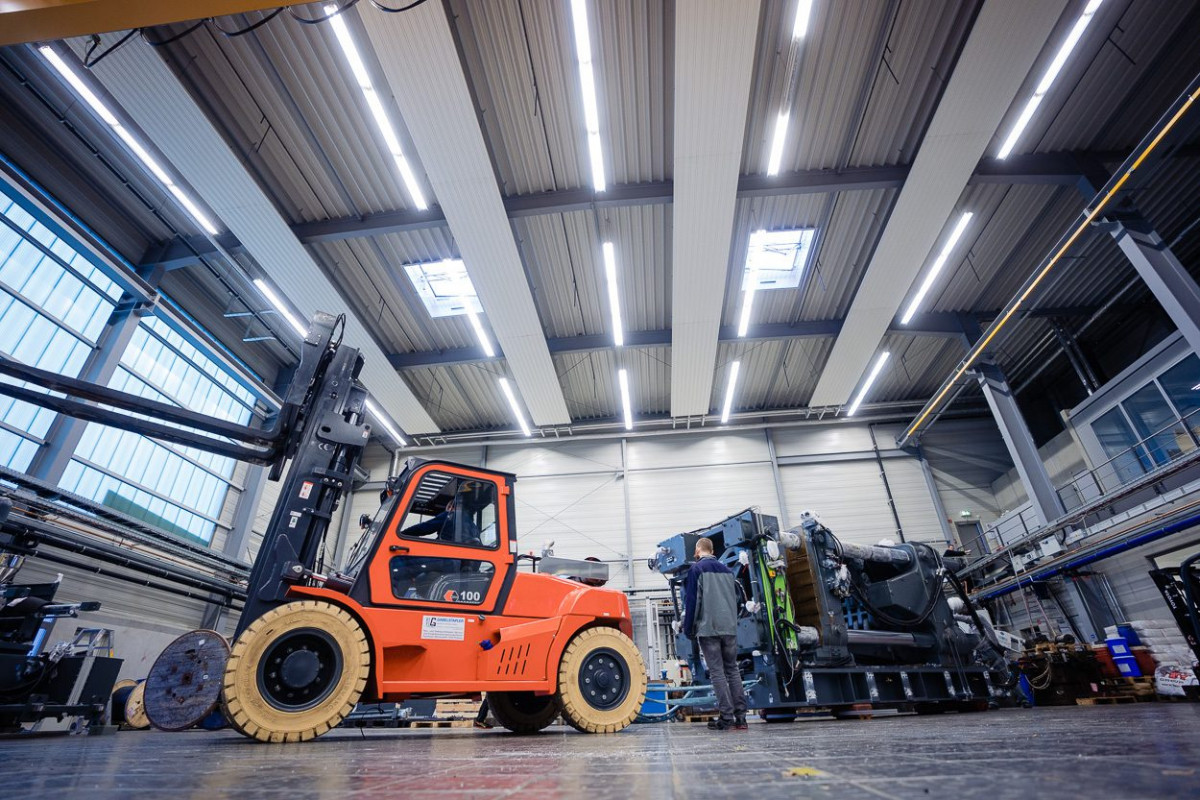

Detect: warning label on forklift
[421,615,465,641]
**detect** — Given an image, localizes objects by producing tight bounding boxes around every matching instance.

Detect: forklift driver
[401,481,492,546]
[401,496,475,543]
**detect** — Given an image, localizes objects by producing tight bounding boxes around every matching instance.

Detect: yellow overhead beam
[0,1,311,47]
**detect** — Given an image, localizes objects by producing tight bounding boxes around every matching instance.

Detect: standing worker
[678,537,747,731]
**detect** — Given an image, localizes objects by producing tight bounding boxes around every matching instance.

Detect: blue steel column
[26,298,145,483]
[223,464,267,563]
[201,463,267,630]
[1107,215,1200,357]
[973,361,1065,527]
[1073,163,1200,362]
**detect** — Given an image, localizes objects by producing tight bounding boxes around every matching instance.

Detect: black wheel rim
[256,627,343,712]
[578,647,630,711]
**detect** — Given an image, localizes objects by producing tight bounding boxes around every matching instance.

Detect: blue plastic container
[640,681,670,715]
[1116,624,1142,646]
[1113,655,1142,677]
[1106,635,1132,658]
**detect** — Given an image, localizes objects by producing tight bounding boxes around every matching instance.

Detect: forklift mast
[0,311,373,635]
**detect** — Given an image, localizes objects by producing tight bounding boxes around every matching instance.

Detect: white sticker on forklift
[421,615,465,641]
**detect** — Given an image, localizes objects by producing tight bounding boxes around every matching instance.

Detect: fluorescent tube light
[40,46,221,236]
[721,361,741,424]
[467,310,495,358]
[901,211,973,325]
[365,397,407,446]
[498,377,532,436]
[570,0,606,192]
[253,278,308,338]
[618,368,633,430]
[996,94,1044,160]
[792,0,814,39]
[603,241,624,346]
[325,4,428,210]
[996,0,1104,159]
[846,351,890,417]
[766,112,790,177]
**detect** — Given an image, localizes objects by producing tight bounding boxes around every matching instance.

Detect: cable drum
[110,679,138,726]
[144,629,231,731]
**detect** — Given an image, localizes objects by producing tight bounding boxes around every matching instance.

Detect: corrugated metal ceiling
[0,0,1197,440]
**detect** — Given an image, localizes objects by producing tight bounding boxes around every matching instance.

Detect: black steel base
[747,665,996,709]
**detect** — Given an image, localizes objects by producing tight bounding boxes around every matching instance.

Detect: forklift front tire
[556,627,647,733]
[222,601,370,743]
[488,691,562,734]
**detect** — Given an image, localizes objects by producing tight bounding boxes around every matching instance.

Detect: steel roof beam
[386,310,1098,371]
[141,150,1132,258]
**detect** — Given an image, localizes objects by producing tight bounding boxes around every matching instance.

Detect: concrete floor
[3,704,1199,799]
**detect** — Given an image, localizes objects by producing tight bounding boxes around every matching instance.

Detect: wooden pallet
[1099,677,1156,697]
[833,703,874,720]
[433,699,482,720]
[409,719,475,729]
[679,711,718,723]
[1076,694,1156,705]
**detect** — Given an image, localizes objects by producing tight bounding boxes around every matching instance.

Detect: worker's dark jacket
[401,512,479,544]
[682,555,738,639]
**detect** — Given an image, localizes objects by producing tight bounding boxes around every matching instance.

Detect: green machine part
[755,546,799,657]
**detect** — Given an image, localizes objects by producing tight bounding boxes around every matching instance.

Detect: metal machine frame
[650,509,1011,715]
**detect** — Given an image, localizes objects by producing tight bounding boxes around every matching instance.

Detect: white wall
[919,418,1013,527]
[349,422,962,591]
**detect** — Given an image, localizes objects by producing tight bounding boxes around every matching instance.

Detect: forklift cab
[343,458,516,615]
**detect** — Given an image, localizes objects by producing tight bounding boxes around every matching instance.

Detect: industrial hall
[1,0,1199,797]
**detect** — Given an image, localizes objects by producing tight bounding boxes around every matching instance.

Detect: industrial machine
[0,312,645,742]
[1,499,122,734]
[649,509,1013,716]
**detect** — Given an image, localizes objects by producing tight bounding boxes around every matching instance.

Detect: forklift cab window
[390,557,495,604]
[341,484,404,577]
[397,473,499,550]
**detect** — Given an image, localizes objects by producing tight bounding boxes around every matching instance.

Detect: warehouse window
[60,316,258,545]
[1085,353,1200,492]
[0,184,121,471]
[0,176,267,546]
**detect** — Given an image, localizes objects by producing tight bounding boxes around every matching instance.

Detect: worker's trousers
[699,635,747,721]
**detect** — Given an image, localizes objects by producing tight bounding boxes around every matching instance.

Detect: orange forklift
[223,457,647,741]
[0,312,646,741]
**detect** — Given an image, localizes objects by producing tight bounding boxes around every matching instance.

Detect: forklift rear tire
[556,627,647,734]
[488,691,562,734]
[222,601,370,743]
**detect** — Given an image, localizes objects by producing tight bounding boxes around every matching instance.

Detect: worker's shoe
[707,717,736,731]
[733,714,748,730]
[473,720,494,730]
